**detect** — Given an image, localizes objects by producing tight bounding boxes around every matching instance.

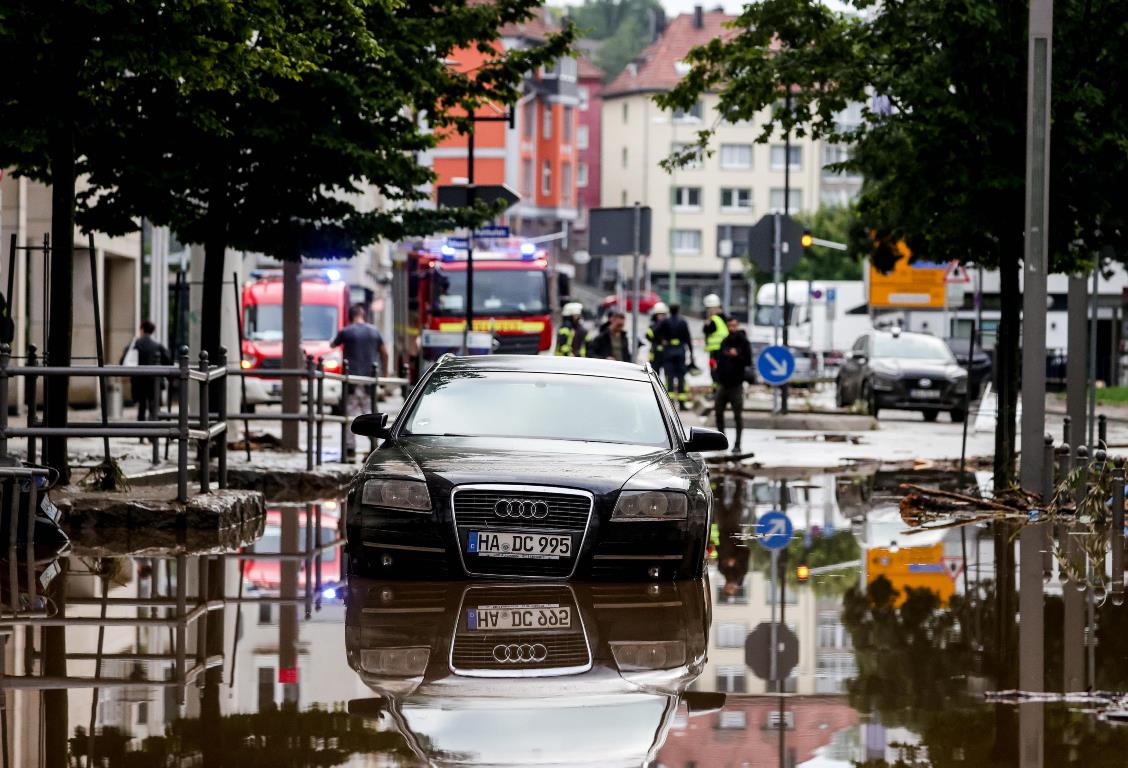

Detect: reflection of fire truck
[393,239,556,382]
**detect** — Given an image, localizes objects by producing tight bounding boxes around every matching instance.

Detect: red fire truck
[393,238,556,382]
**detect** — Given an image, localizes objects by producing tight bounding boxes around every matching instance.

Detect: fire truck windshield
[433,269,547,316]
[245,304,339,341]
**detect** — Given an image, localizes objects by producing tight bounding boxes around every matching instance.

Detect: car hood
[384,436,671,495]
[870,359,965,379]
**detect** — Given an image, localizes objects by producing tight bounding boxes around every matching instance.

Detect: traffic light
[796,564,810,582]
[800,229,813,249]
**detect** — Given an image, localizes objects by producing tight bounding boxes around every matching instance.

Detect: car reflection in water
[345,577,722,766]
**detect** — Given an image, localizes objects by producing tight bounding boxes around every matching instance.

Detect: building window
[718,710,748,730]
[521,158,534,196]
[820,188,856,207]
[522,100,535,139]
[671,186,702,211]
[577,124,589,150]
[716,666,747,693]
[258,603,272,624]
[578,86,590,111]
[562,162,573,201]
[716,622,747,648]
[769,188,803,213]
[672,229,702,255]
[543,106,552,139]
[719,144,753,170]
[577,162,588,188]
[673,101,703,122]
[257,668,275,712]
[771,144,802,170]
[671,142,703,169]
[563,106,574,142]
[822,144,860,179]
[621,146,628,168]
[622,102,629,123]
[541,161,552,196]
[721,187,752,211]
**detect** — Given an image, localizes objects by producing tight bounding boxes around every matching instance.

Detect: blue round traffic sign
[756,511,793,551]
[756,345,796,386]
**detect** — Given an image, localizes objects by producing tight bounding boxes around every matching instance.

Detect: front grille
[493,333,542,355]
[453,489,591,531]
[451,633,590,672]
[258,358,281,370]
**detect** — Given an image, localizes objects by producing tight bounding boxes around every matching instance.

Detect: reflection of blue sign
[474,225,510,239]
[757,511,793,551]
[756,345,795,386]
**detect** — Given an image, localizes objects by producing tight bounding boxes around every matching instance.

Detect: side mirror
[851,352,867,362]
[348,697,389,719]
[351,412,390,438]
[684,691,727,717]
[684,426,728,453]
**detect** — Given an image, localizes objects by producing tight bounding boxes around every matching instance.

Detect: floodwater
[3,471,1128,767]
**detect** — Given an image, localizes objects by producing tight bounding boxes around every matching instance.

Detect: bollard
[1042,434,1055,501]
[216,347,228,489]
[198,351,211,494]
[340,359,349,462]
[305,355,316,472]
[1063,416,1072,456]
[1042,434,1055,581]
[177,347,190,504]
[0,344,9,461]
[1099,414,1108,450]
[1112,457,1125,602]
[315,358,325,467]
[25,345,38,465]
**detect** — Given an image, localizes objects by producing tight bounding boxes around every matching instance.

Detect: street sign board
[755,510,793,550]
[436,184,520,210]
[589,207,652,256]
[474,225,510,239]
[756,346,796,387]
[745,622,799,681]
[748,214,806,273]
[447,237,469,249]
[869,257,949,308]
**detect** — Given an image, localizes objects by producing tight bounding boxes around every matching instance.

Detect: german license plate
[467,531,571,559]
[911,389,941,400]
[467,604,572,631]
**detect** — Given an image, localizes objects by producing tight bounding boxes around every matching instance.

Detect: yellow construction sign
[866,543,955,606]
[868,256,951,309]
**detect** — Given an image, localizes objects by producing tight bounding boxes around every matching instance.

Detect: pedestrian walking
[555,302,587,357]
[120,320,171,428]
[330,303,388,458]
[646,302,669,371]
[658,302,695,410]
[714,316,751,452]
[702,293,729,384]
[584,310,632,361]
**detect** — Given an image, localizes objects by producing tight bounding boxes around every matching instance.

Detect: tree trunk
[44,119,76,482]
[200,234,227,362]
[993,244,1021,490]
[200,557,226,765]
[281,259,301,449]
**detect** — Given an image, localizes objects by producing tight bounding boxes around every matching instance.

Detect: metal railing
[0,343,227,502]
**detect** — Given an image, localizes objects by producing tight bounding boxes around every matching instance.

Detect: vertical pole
[87,232,111,462]
[305,355,315,472]
[721,250,731,316]
[177,346,189,504]
[1042,434,1055,579]
[960,320,977,481]
[370,362,380,455]
[462,125,476,357]
[340,360,349,462]
[175,553,187,705]
[1112,458,1125,602]
[781,90,792,414]
[781,281,790,414]
[26,345,38,464]
[0,344,8,461]
[216,347,227,489]
[1019,0,1053,497]
[632,202,642,358]
[198,351,210,494]
[315,358,324,467]
[315,502,323,610]
[1099,414,1107,449]
[772,213,782,415]
[768,547,778,685]
[1067,278,1088,444]
[232,271,252,463]
[1089,265,1099,450]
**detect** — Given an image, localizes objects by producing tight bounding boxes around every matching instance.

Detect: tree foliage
[657,0,1128,486]
[568,0,664,81]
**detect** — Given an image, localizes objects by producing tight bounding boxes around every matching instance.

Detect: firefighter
[659,302,694,410]
[646,302,669,370]
[555,302,586,356]
[702,293,729,383]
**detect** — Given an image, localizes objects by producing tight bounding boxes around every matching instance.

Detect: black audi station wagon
[345,355,727,580]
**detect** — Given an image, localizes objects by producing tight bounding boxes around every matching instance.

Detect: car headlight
[611,641,687,671]
[360,647,430,676]
[361,479,431,512]
[871,374,896,391]
[612,490,688,521]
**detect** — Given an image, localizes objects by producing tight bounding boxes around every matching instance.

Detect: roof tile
[603,10,736,97]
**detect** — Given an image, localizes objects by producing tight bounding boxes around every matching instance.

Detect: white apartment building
[600,7,862,311]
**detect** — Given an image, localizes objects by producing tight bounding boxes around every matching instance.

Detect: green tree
[568,0,664,80]
[792,206,862,281]
[657,0,1128,488]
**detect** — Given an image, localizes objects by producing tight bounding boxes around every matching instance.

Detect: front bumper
[346,486,707,581]
[873,377,964,410]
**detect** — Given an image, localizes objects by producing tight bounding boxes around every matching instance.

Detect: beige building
[600,7,862,311]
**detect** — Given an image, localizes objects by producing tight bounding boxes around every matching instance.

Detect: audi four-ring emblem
[493,643,548,663]
[494,498,550,519]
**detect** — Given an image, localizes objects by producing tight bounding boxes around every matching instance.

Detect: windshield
[244,304,339,341]
[753,305,794,326]
[433,269,547,316]
[403,371,670,447]
[400,697,669,764]
[873,334,955,361]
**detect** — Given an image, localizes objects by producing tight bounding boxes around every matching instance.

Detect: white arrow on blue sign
[756,345,796,386]
[756,511,793,551]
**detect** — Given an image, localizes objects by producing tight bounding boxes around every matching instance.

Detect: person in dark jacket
[120,320,171,424]
[658,303,695,409]
[584,311,632,361]
[714,316,752,452]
